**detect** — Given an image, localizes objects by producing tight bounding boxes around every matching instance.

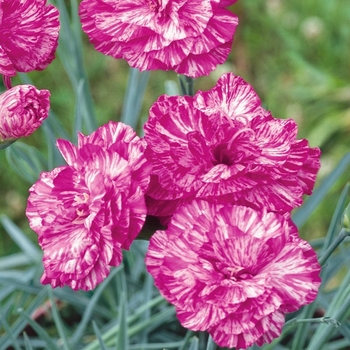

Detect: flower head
[26,122,152,290]
[144,73,320,221]
[146,200,321,349]
[0,0,60,76]
[0,84,50,147]
[79,0,238,77]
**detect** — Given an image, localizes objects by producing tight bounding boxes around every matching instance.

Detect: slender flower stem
[284,316,340,328]
[178,75,195,96]
[318,228,350,266]
[185,76,194,96]
[291,227,350,350]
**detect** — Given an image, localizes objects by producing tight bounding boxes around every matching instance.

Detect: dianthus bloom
[146,200,321,349]
[0,85,50,148]
[144,73,320,221]
[0,0,60,76]
[26,122,152,290]
[79,0,238,77]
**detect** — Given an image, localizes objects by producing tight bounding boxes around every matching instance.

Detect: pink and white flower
[146,200,321,349]
[26,122,152,291]
[0,0,60,76]
[144,73,320,222]
[79,0,238,78]
[0,84,50,147]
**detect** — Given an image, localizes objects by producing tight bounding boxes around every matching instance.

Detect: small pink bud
[0,85,50,148]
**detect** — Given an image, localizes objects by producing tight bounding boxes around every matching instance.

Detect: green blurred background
[1,0,350,256]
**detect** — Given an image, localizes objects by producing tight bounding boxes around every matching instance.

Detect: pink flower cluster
[79,0,239,77]
[26,122,151,290]
[0,0,60,145]
[144,73,322,348]
[16,0,322,348]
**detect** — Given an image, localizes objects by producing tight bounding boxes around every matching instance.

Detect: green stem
[178,75,195,96]
[284,317,340,328]
[319,228,350,266]
[292,228,350,350]
[185,76,194,96]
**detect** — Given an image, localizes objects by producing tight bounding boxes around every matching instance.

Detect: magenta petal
[146,201,321,349]
[79,0,238,77]
[27,121,151,291]
[0,85,50,143]
[0,0,60,74]
[56,139,78,165]
[144,73,321,219]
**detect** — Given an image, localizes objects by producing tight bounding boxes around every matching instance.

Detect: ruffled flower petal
[0,85,50,146]
[26,122,151,290]
[79,0,238,77]
[0,0,60,75]
[144,73,321,220]
[146,200,321,349]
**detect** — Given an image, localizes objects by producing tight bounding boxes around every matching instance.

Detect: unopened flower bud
[0,85,50,148]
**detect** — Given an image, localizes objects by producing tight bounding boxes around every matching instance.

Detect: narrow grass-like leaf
[129,342,184,349]
[188,337,199,350]
[293,153,350,228]
[83,306,175,350]
[321,338,350,350]
[178,330,194,350]
[206,336,217,350]
[73,79,84,142]
[116,291,128,350]
[138,272,154,343]
[0,215,41,262]
[338,321,350,344]
[48,288,71,350]
[23,333,34,350]
[53,0,97,134]
[0,277,42,297]
[0,288,47,350]
[128,306,175,337]
[17,308,60,350]
[121,67,150,130]
[5,142,47,184]
[92,321,108,350]
[0,267,36,282]
[127,295,166,324]
[0,299,23,350]
[0,253,32,270]
[307,270,350,350]
[70,266,122,346]
[0,285,15,302]
[41,112,67,169]
[321,182,350,254]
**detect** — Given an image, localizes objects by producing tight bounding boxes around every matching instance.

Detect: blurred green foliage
[1,0,350,252]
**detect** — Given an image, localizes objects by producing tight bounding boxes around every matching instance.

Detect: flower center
[147,0,160,12]
[222,266,253,281]
[211,123,257,166]
[73,192,90,224]
[212,145,234,166]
